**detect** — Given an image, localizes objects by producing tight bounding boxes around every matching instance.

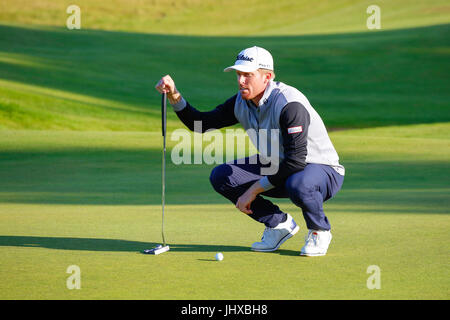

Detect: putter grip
[161,92,167,137]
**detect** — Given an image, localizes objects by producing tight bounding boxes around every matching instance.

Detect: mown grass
[1,0,449,35]
[0,23,449,130]
[0,124,448,299]
[0,0,449,300]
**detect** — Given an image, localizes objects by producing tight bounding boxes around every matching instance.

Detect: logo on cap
[259,63,271,68]
[236,54,254,62]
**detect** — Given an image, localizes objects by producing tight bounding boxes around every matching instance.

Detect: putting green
[0,125,448,299]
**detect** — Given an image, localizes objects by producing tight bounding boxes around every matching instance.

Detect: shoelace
[305,231,318,246]
[261,227,277,241]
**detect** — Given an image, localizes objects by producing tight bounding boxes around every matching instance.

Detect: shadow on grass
[0,148,221,206]
[0,147,449,215]
[0,235,251,253]
[0,23,449,128]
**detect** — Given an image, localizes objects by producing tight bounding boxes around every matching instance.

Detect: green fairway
[1,23,449,131]
[0,0,449,301]
[1,0,449,36]
[0,125,448,299]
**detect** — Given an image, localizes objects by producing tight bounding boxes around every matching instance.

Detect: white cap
[224,46,274,73]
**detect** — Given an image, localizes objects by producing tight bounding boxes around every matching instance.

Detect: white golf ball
[215,252,224,261]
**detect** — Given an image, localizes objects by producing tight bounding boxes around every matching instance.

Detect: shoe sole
[300,252,327,257]
[251,225,300,252]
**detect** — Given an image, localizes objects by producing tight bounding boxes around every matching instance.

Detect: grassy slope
[1,0,449,35]
[0,24,449,130]
[0,0,449,130]
[0,124,448,299]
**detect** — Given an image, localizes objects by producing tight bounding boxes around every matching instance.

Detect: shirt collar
[244,80,275,108]
[257,80,274,107]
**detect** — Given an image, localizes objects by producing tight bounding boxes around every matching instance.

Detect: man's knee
[285,174,316,204]
[209,164,231,190]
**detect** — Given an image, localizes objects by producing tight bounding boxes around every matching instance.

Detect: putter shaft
[161,92,167,247]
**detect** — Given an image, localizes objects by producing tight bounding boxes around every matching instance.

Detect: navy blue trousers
[209,156,344,230]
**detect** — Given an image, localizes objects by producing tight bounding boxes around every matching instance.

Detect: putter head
[142,244,170,255]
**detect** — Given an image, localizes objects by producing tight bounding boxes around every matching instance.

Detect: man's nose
[238,75,246,85]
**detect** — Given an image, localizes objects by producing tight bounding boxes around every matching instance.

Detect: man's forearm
[247,180,265,196]
[170,95,238,133]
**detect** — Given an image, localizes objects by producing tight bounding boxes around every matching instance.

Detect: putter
[142,92,170,255]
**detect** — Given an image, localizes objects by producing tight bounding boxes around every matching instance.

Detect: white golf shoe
[251,214,299,252]
[300,230,332,256]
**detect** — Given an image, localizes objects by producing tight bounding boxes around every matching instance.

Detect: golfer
[155,46,345,256]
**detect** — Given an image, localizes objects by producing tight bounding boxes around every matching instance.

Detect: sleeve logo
[287,126,303,134]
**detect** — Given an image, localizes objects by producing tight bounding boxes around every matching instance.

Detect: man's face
[236,70,270,102]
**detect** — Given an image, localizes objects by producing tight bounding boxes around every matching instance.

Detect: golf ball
[215,252,224,261]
